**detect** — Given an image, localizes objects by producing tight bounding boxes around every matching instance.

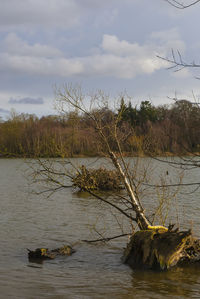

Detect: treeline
[0,100,199,157]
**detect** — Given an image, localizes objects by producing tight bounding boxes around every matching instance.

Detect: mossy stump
[123,227,200,270]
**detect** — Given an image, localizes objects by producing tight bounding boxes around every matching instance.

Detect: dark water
[0,158,200,299]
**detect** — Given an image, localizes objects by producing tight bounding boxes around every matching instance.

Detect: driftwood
[27,245,75,262]
[123,226,200,270]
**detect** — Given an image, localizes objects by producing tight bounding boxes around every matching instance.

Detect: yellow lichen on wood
[41,248,48,256]
[147,225,168,232]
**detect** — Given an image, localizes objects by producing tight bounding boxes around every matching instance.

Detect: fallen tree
[29,85,200,271]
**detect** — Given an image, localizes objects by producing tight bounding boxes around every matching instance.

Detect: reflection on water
[128,266,200,299]
[0,158,200,298]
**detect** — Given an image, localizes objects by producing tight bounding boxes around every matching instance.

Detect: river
[0,157,200,298]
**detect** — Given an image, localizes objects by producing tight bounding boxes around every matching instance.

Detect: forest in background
[0,99,199,158]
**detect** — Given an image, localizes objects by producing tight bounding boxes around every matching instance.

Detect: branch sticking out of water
[82,233,130,243]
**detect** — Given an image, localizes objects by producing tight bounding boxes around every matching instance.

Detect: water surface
[0,158,200,298]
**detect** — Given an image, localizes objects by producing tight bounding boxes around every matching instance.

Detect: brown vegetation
[72,166,123,191]
[0,99,199,158]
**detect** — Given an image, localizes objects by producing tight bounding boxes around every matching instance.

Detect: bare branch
[82,233,130,243]
[164,0,200,9]
[84,188,137,222]
[142,181,200,188]
[157,51,200,73]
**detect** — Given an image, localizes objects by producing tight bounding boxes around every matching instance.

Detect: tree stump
[122,227,200,270]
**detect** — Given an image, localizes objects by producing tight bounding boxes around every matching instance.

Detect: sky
[0,0,200,118]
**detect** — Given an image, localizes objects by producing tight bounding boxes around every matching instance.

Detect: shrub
[72,165,123,191]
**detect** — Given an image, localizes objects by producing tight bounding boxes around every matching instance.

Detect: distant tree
[139,101,157,121]
[119,99,139,127]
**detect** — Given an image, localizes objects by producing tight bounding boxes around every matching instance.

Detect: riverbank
[1,151,199,159]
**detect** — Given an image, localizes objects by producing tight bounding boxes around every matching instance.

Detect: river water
[0,158,200,299]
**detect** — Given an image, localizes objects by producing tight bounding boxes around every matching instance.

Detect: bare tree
[27,85,200,270]
[29,85,186,235]
[157,49,200,74]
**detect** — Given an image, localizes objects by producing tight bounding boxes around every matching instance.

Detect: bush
[72,165,123,191]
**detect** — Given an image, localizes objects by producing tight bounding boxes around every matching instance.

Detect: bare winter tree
[28,85,185,238]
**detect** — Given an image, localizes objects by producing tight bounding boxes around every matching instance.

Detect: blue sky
[0,0,200,118]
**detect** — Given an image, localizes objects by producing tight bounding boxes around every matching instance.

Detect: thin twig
[164,0,200,9]
[82,233,130,243]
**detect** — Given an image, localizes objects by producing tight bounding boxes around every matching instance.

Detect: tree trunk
[122,227,200,270]
[109,151,150,230]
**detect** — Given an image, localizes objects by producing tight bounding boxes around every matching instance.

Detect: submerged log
[123,226,200,270]
[27,245,75,262]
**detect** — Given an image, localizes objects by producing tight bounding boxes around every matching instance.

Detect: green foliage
[118,98,138,126]
[119,99,158,126]
[139,100,158,123]
[72,166,123,191]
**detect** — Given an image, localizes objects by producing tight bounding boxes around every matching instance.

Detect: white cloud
[82,53,164,79]
[0,0,198,117]
[0,53,83,77]
[0,33,83,76]
[3,33,62,57]
[0,30,185,79]
[84,31,182,78]
[102,35,143,56]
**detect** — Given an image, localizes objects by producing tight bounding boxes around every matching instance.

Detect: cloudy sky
[0,0,200,118]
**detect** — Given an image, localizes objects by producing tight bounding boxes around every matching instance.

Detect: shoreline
[1,151,199,159]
